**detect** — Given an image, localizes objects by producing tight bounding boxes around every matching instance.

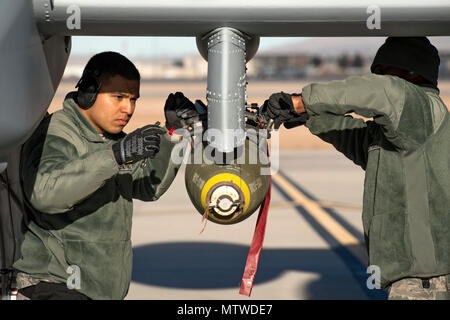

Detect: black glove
[283,112,309,129]
[164,92,202,130]
[112,124,166,165]
[262,92,306,129]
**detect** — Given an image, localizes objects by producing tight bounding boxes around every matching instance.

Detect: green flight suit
[14,92,182,299]
[302,73,450,288]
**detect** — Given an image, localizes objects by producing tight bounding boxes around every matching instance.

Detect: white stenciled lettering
[177,304,211,318]
[66,265,81,290]
[221,304,273,315]
[366,5,381,30]
[66,5,81,30]
[367,265,381,289]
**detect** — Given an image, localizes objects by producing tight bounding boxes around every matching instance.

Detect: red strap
[239,169,271,296]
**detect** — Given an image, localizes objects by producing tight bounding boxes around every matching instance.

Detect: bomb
[185,132,270,224]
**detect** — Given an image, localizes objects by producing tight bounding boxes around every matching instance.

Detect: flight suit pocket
[63,239,132,299]
[368,212,410,287]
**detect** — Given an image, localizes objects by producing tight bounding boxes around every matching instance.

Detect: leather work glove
[164,92,204,130]
[262,92,307,129]
[283,112,309,129]
[112,123,166,165]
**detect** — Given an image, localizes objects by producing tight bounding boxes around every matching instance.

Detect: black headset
[75,68,102,110]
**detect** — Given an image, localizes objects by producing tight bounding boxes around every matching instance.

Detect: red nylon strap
[239,154,271,296]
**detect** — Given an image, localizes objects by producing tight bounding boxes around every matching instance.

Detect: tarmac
[126,150,388,300]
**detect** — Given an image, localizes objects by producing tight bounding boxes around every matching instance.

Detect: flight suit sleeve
[131,133,186,201]
[21,131,120,214]
[306,114,380,170]
[302,73,423,151]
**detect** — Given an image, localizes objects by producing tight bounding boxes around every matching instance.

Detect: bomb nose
[184,137,270,225]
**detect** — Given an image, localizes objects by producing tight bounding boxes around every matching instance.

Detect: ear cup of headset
[75,71,100,110]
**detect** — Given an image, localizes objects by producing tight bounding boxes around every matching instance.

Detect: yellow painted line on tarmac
[272,173,368,265]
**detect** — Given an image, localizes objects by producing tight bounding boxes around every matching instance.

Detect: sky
[71,36,305,58]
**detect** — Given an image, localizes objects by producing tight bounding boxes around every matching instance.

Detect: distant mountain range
[260,37,450,57]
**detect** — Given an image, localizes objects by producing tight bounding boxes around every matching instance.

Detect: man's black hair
[75,52,140,109]
[83,51,140,82]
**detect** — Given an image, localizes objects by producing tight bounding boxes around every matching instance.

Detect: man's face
[79,74,140,135]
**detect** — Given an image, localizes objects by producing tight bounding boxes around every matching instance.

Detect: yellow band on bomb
[201,173,251,214]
